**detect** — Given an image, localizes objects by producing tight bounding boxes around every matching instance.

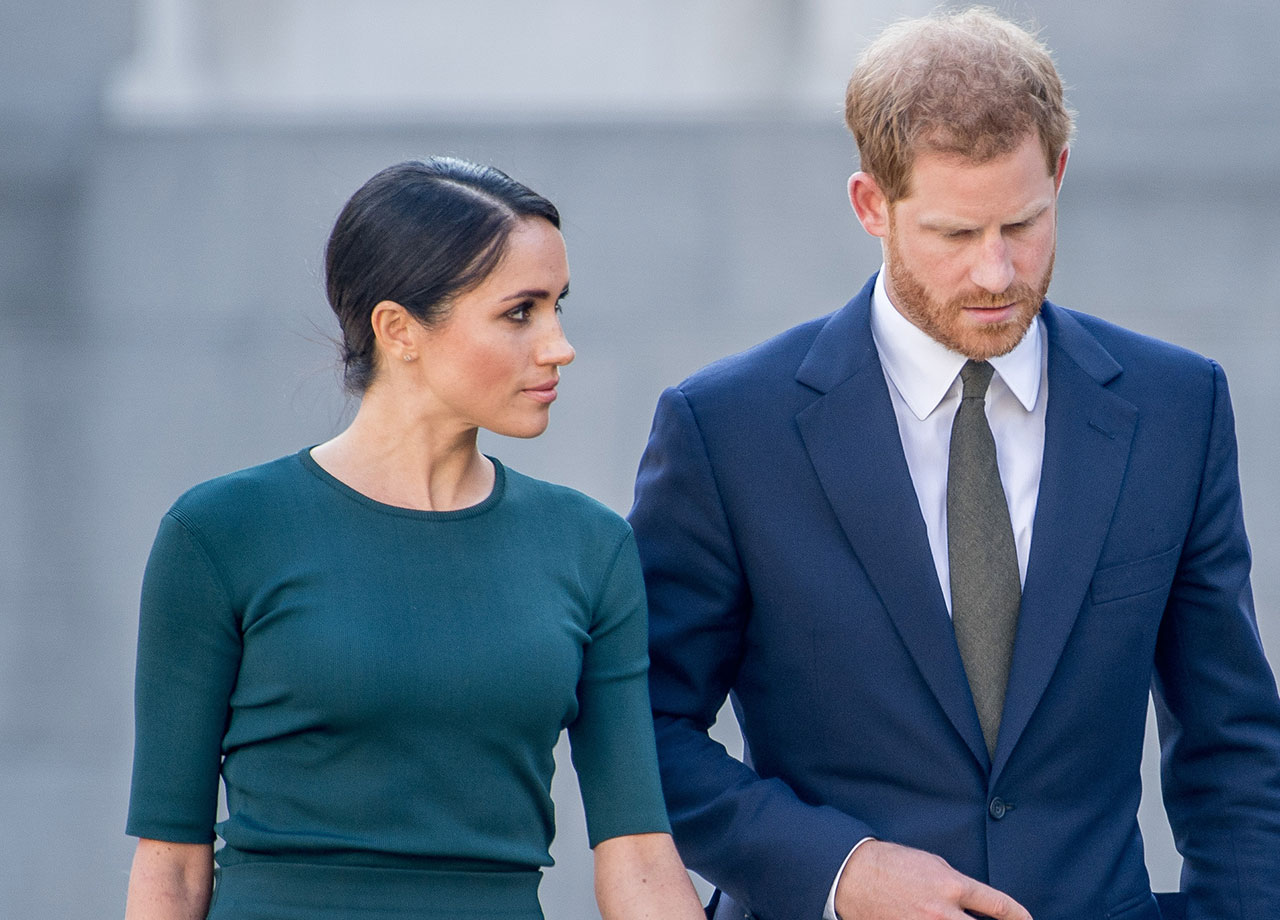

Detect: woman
[124,158,705,920]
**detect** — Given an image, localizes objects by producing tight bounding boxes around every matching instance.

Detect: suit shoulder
[1050,305,1224,413]
[1058,306,1212,369]
[675,312,833,401]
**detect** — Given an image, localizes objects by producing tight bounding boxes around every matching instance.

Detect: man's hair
[844,7,1074,202]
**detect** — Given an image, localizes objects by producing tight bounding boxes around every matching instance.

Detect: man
[629,9,1280,920]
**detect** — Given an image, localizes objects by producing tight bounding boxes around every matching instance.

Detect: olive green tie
[948,360,1021,759]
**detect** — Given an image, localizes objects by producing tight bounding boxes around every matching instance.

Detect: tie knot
[960,360,995,400]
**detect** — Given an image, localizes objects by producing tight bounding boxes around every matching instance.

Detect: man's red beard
[885,232,1054,360]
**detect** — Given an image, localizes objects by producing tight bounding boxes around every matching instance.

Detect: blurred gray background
[2,1,1278,917]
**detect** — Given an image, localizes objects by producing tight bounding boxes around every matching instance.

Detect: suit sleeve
[630,386,872,920]
[1152,360,1280,916]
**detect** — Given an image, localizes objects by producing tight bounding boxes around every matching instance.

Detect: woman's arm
[593,832,706,920]
[124,839,214,920]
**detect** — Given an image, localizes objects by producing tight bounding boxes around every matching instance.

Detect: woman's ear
[370,300,419,364]
[848,171,891,239]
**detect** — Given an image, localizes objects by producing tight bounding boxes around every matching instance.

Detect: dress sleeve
[126,509,243,843]
[567,529,672,847]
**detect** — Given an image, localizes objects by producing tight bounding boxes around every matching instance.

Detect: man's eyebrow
[1004,202,1053,223]
[919,201,1053,231]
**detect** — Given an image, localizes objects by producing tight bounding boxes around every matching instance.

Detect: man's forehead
[890,140,1058,216]
[896,131,1053,187]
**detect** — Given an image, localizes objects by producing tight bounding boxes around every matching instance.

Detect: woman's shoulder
[498,461,632,541]
[167,450,312,531]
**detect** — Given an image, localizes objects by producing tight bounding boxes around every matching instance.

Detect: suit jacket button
[988,797,1008,820]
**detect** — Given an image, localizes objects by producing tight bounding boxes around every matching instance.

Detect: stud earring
[403,353,415,362]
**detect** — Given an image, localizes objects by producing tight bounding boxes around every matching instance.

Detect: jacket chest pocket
[1089,544,1180,606]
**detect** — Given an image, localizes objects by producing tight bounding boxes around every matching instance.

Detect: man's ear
[848,172,891,239]
[1054,146,1069,193]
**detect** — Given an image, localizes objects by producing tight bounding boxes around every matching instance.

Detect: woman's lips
[523,382,559,403]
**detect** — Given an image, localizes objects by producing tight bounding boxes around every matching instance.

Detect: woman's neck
[309,390,495,512]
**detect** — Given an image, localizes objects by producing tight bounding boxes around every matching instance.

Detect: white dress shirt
[869,268,1047,606]
[822,269,1048,919]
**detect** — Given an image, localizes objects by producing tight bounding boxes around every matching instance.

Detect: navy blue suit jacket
[630,276,1280,920]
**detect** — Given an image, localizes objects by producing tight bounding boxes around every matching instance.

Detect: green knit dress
[127,450,670,919]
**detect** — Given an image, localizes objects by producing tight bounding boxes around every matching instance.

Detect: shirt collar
[869,266,1043,420]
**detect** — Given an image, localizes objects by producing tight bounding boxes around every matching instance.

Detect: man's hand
[834,840,1032,920]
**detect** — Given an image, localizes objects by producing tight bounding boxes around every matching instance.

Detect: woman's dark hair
[324,156,561,393]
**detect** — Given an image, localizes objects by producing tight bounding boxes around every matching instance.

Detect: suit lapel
[795,279,988,767]
[992,304,1137,776]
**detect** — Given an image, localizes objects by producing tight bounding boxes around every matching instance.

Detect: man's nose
[970,234,1016,294]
